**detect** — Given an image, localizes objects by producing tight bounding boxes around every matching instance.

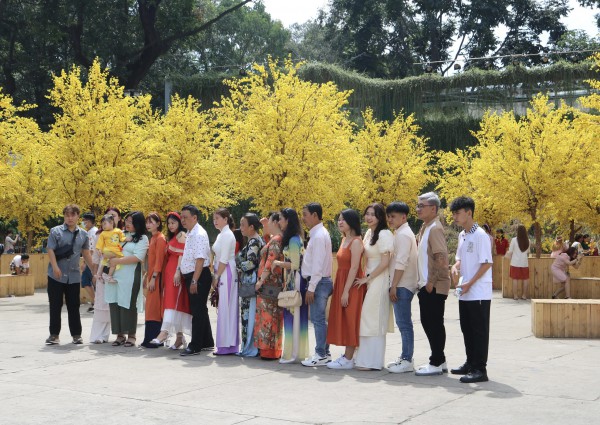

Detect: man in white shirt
[450,196,493,383]
[81,213,97,313]
[300,202,333,367]
[385,202,419,373]
[179,204,214,356]
[10,254,30,275]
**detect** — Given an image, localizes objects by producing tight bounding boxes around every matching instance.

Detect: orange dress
[145,232,167,322]
[327,237,367,347]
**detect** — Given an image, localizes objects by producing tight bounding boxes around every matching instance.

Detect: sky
[262,0,599,36]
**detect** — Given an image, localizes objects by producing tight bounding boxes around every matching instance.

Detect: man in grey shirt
[46,204,94,345]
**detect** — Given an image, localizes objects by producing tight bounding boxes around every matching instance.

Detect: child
[95,214,126,283]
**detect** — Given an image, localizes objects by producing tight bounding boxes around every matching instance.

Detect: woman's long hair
[166,212,185,241]
[516,225,529,252]
[364,203,388,246]
[126,211,147,243]
[340,209,362,237]
[280,208,302,249]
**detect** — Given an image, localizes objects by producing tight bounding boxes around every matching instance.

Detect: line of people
[44,193,493,384]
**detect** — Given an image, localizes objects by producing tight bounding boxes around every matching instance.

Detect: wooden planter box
[502,256,600,299]
[532,299,600,338]
[1,253,49,289]
[0,274,35,297]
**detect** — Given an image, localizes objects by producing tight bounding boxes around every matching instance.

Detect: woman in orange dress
[326,209,366,369]
[254,213,285,359]
[141,212,167,348]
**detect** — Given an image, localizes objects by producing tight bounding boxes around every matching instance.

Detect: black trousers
[48,277,82,337]
[459,300,491,372]
[184,268,214,351]
[417,287,447,366]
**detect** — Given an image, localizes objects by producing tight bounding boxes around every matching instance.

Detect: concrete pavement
[1,290,598,424]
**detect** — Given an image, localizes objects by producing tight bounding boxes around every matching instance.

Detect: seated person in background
[10,254,30,275]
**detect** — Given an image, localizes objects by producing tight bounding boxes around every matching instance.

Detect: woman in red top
[141,212,167,348]
[148,212,191,349]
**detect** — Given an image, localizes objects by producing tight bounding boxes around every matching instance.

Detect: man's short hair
[21,254,29,260]
[386,201,410,216]
[82,212,95,222]
[496,229,504,234]
[63,204,81,215]
[182,204,200,219]
[449,196,475,217]
[418,192,441,211]
[303,202,323,220]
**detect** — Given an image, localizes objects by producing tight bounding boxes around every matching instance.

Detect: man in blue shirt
[46,204,95,345]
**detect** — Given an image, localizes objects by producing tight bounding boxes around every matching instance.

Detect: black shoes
[459,369,489,383]
[450,363,471,375]
[180,347,201,357]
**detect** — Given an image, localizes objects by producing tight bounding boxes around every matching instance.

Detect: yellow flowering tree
[46,59,158,215]
[355,108,434,211]
[572,54,600,231]
[0,90,58,250]
[438,94,594,256]
[215,57,361,219]
[146,95,231,215]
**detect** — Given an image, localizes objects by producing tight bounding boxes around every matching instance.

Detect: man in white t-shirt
[450,196,493,383]
[10,254,30,275]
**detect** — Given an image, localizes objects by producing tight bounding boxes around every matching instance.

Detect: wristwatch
[191,279,197,285]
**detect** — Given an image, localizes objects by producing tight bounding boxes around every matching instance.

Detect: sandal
[112,336,126,346]
[124,337,136,347]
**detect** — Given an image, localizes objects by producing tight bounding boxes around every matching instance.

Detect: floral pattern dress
[236,236,264,356]
[253,234,284,358]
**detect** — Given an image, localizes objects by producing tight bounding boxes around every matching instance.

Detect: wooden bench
[0,274,35,297]
[570,278,600,299]
[531,299,600,338]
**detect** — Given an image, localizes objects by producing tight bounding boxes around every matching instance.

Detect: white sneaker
[301,353,331,367]
[386,359,414,373]
[327,355,354,370]
[440,361,448,373]
[415,363,443,376]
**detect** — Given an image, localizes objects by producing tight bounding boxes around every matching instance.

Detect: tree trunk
[569,219,575,244]
[534,221,542,259]
[26,230,34,254]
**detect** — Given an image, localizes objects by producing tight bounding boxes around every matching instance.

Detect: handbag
[259,285,282,300]
[277,270,302,308]
[239,283,257,298]
[54,229,79,261]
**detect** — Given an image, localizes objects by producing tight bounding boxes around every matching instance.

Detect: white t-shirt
[457,226,493,301]
[417,222,434,288]
[507,237,530,267]
[10,255,29,270]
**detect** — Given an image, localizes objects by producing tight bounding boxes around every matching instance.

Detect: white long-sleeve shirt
[301,222,332,292]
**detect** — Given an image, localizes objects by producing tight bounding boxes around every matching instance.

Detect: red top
[495,237,509,255]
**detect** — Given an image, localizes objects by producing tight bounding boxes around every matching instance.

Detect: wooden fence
[502,256,600,299]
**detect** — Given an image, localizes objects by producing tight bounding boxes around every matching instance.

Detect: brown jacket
[417,218,450,295]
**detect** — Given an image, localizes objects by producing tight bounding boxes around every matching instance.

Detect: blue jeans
[392,287,415,361]
[311,277,333,357]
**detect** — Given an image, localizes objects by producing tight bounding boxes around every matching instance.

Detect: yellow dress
[96,229,126,266]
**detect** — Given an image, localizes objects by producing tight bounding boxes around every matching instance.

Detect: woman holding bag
[271,208,308,364]
[236,213,265,357]
[254,212,285,359]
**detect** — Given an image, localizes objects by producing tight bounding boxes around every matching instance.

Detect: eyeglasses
[416,204,434,209]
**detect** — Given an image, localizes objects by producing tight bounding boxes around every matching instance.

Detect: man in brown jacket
[415,192,451,376]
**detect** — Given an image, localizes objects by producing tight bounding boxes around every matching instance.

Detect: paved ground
[1,290,598,425]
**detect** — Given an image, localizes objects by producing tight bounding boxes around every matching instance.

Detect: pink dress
[551,253,571,283]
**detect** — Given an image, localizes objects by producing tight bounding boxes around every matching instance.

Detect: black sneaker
[180,347,201,356]
[45,335,60,345]
[72,336,83,345]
